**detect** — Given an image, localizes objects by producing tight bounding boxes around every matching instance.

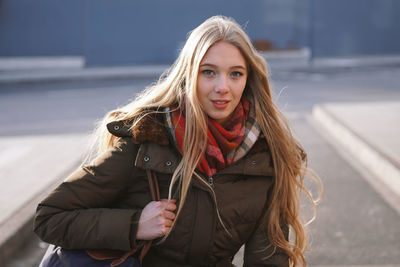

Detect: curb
[0,56,85,71]
[312,104,400,198]
[312,54,400,69]
[1,54,400,86]
[0,171,69,266]
[0,65,169,85]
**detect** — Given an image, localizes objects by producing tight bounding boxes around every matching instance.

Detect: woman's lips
[211,100,230,109]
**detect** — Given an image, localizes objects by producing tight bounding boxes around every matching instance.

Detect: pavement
[0,55,400,266]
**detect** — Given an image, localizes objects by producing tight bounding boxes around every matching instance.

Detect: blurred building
[0,0,399,66]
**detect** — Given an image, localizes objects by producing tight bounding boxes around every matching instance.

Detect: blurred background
[1,0,400,65]
[0,1,399,266]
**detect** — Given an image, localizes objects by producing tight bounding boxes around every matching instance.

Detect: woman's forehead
[200,41,247,68]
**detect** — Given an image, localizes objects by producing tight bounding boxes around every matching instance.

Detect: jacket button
[208,177,214,185]
[251,160,257,165]
[165,160,172,166]
[143,156,150,162]
[113,125,120,131]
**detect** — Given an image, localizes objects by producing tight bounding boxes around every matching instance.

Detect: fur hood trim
[106,113,170,145]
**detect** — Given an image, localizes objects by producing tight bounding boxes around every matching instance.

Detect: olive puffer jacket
[34,113,289,267]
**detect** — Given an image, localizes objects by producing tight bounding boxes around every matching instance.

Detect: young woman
[34,16,320,267]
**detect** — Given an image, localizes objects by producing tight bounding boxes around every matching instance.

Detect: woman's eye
[231,71,243,77]
[202,70,214,76]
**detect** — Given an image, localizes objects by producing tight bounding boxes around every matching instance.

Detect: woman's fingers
[162,210,176,220]
[163,218,174,227]
[136,199,177,240]
[160,199,177,211]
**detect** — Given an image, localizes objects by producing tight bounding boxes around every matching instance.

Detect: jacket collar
[134,138,273,177]
[107,112,170,146]
[107,92,260,150]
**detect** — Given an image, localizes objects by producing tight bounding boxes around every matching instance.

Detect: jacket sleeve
[243,219,289,267]
[33,137,142,251]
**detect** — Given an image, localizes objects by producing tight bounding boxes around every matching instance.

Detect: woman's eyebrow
[200,63,246,70]
[199,63,216,68]
[230,65,246,70]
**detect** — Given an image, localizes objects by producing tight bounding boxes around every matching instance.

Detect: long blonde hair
[92,15,321,267]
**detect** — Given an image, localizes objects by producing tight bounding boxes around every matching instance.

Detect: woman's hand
[136,199,177,240]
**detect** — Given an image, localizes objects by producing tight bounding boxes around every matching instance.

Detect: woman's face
[197,41,248,124]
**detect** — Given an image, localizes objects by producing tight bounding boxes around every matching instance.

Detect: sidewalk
[0,134,90,265]
[313,101,400,213]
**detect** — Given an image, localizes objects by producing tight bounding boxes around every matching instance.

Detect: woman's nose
[214,76,229,94]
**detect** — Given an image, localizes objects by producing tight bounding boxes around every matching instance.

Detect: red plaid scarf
[172,98,249,177]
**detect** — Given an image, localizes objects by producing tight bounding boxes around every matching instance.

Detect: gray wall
[85,0,295,65]
[0,0,84,56]
[312,0,400,57]
[1,0,399,65]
